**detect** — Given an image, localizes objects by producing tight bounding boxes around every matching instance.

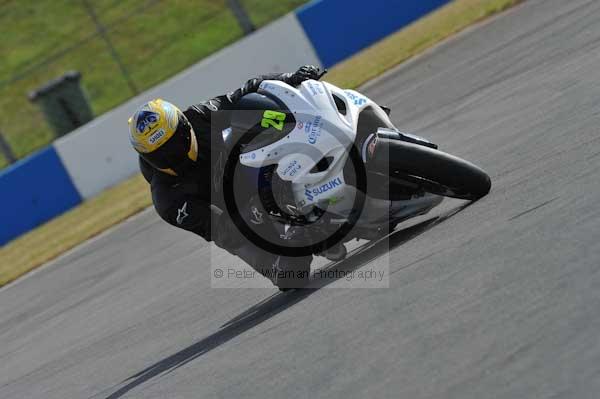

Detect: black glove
[288,65,322,86]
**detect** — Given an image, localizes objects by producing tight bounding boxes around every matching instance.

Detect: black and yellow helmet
[128,99,198,176]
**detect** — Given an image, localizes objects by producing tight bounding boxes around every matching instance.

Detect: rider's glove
[288,65,322,86]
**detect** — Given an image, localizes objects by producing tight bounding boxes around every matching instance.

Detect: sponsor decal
[250,206,264,225]
[304,121,312,133]
[289,164,301,177]
[240,152,257,161]
[282,160,301,176]
[136,110,160,134]
[305,187,314,201]
[305,177,343,202]
[307,81,324,96]
[176,202,189,225]
[297,121,304,130]
[344,90,367,106]
[306,115,322,145]
[148,128,165,145]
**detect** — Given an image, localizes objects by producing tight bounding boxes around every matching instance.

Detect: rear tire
[368,138,491,200]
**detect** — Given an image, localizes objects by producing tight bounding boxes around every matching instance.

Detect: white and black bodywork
[222,79,490,255]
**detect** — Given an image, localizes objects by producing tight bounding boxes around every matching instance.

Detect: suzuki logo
[305,177,342,202]
[305,188,314,201]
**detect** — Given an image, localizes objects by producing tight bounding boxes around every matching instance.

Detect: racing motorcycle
[220,78,491,260]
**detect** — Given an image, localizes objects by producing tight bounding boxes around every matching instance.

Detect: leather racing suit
[139,68,320,288]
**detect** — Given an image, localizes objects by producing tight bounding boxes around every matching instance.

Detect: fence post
[226,0,255,35]
[0,130,17,165]
[81,0,139,95]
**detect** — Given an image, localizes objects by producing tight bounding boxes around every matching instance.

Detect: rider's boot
[271,255,312,291]
[318,242,347,262]
[232,244,312,290]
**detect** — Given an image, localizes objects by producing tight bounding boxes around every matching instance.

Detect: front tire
[368,138,491,200]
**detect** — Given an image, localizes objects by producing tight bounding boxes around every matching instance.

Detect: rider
[128,65,337,289]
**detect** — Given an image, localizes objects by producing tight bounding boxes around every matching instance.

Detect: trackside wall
[0,147,81,245]
[296,0,451,67]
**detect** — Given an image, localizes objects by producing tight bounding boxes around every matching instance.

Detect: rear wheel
[368,138,491,200]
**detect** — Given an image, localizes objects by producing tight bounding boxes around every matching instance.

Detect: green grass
[0,0,522,287]
[0,0,306,167]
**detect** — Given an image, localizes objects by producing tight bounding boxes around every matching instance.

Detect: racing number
[261,110,286,131]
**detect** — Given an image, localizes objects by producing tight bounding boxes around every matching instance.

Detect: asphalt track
[2,0,600,397]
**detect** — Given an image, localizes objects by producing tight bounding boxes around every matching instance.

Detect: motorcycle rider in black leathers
[128,65,335,289]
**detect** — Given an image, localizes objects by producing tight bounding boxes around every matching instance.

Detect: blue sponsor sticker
[305,177,343,201]
[307,115,322,144]
[305,187,314,201]
[344,91,367,106]
[307,81,324,96]
[148,128,165,145]
[289,164,301,176]
[304,121,312,133]
[240,152,257,161]
[283,160,301,177]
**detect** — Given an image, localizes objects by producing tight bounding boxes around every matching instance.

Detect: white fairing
[239,79,395,216]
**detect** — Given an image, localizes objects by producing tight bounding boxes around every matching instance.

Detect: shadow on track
[102,203,470,399]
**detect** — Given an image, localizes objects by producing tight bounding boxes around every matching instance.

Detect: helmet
[128,99,198,176]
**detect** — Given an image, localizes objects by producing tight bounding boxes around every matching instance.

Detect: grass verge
[0,0,306,168]
[0,0,521,287]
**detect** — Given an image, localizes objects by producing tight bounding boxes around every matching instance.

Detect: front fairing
[233,79,395,213]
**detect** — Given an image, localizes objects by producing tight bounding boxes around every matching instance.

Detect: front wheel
[368,138,491,200]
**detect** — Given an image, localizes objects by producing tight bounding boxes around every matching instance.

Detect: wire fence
[0,0,306,168]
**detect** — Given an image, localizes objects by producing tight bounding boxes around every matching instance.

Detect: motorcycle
[220,78,491,261]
